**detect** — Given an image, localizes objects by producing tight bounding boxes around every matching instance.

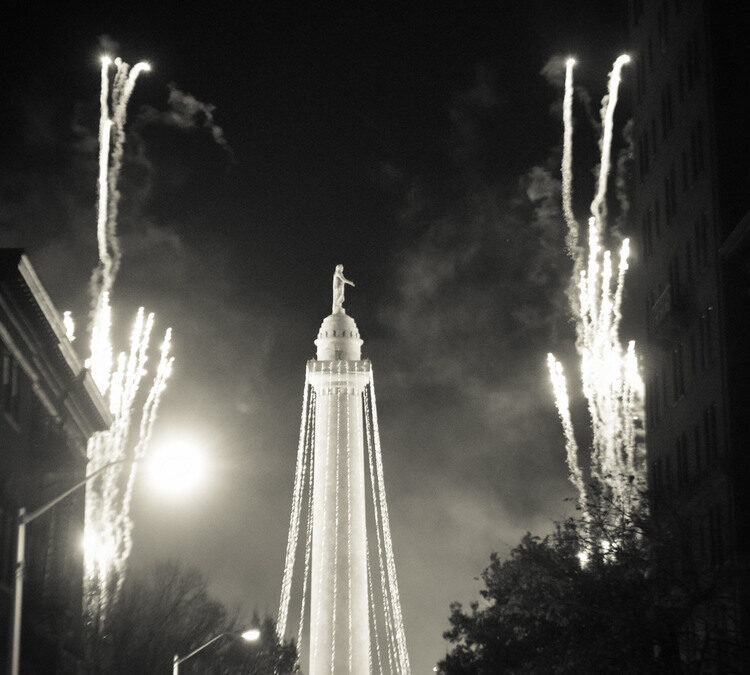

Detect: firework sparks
[547,55,645,528]
[77,55,174,627]
[62,310,76,342]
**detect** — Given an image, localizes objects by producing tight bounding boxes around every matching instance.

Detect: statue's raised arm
[332,264,355,314]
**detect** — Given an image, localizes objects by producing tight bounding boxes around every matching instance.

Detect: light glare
[148,438,206,495]
[242,628,261,642]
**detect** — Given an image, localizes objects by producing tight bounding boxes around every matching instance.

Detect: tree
[438,487,748,674]
[88,560,297,674]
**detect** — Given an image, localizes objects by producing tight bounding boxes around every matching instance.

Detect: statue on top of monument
[332,264,355,314]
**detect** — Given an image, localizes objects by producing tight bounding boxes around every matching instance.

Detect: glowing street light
[10,440,207,674]
[147,437,207,496]
[172,628,260,674]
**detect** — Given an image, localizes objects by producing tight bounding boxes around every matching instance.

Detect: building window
[690,121,705,179]
[676,433,688,489]
[652,198,662,238]
[681,150,689,191]
[0,505,13,583]
[686,30,703,89]
[651,458,662,491]
[638,134,650,181]
[697,213,710,268]
[691,29,702,80]
[660,84,674,139]
[654,372,662,422]
[664,167,677,222]
[2,351,21,422]
[704,403,718,461]
[699,307,714,369]
[657,1,670,52]
[637,51,647,100]
[693,424,702,471]
[632,0,644,25]
[642,209,653,257]
[688,330,698,378]
[672,342,685,399]
[708,504,724,566]
[669,254,681,302]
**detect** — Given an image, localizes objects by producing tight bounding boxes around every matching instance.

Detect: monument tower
[278,266,410,674]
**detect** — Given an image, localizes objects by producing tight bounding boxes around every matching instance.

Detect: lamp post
[172,628,260,674]
[8,458,126,675]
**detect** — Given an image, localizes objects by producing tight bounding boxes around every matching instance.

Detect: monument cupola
[315,312,362,360]
[314,264,362,360]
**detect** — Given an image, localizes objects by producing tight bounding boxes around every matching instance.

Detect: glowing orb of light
[619,53,632,63]
[148,438,206,496]
[241,628,261,642]
[566,57,576,67]
[101,55,112,66]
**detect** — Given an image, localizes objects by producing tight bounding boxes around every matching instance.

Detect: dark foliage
[87,560,297,674]
[438,487,748,674]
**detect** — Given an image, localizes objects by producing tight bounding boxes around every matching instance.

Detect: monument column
[307,266,370,674]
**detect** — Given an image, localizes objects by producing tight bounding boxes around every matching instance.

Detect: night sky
[1,2,631,671]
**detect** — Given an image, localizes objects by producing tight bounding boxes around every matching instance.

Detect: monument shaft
[308,361,369,674]
[277,267,410,674]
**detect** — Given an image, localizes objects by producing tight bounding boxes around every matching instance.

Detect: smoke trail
[561,58,578,260]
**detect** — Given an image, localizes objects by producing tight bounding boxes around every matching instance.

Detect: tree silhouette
[87,560,297,674]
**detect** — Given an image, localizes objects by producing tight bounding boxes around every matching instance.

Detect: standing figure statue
[332,264,355,314]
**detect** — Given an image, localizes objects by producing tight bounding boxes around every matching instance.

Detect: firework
[77,55,173,626]
[547,55,645,526]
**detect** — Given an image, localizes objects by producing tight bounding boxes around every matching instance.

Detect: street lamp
[172,628,260,674]
[8,458,127,675]
[147,437,207,496]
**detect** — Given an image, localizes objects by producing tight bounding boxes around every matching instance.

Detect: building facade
[0,250,110,673]
[628,0,750,667]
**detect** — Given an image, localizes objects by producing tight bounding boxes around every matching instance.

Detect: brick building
[629,0,750,668]
[0,250,109,673]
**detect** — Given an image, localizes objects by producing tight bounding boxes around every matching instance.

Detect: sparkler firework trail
[547,55,645,526]
[80,55,173,626]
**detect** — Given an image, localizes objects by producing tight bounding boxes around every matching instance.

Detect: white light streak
[62,310,76,342]
[80,54,174,630]
[548,55,646,537]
